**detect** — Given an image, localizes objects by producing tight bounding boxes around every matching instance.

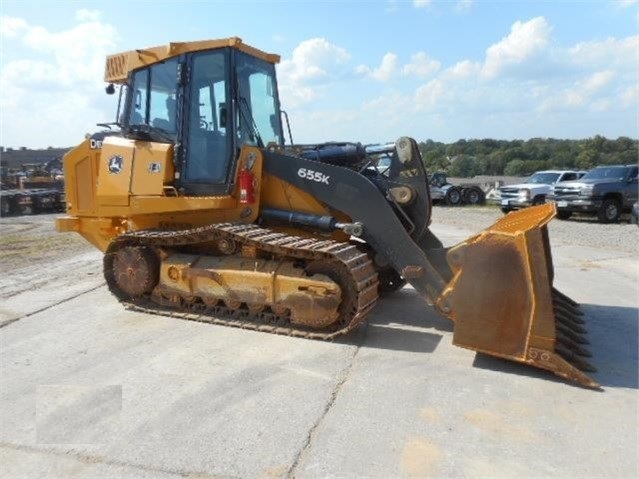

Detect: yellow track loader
[56,38,598,388]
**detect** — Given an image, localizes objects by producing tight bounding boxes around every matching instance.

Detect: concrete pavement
[1,221,637,479]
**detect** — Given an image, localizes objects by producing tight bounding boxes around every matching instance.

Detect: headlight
[580,185,595,197]
[518,189,531,200]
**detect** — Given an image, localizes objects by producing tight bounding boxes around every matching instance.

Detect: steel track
[105,223,380,340]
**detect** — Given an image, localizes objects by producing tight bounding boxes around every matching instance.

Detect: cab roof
[104,37,280,84]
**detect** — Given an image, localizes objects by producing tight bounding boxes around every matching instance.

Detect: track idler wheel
[104,243,160,300]
[303,259,356,330]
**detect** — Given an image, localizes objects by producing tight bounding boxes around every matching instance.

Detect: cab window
[127,59,179,134]
[182,50,232,189]
[235,51,283,147]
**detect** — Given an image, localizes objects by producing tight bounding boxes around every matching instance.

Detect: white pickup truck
[499,170,586,214]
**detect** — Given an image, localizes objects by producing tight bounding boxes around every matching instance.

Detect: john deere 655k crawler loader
[56,38,598,388]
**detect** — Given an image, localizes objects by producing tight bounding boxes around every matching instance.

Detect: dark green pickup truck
[548,164,639,223]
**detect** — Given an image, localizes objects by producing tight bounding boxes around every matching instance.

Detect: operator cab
[118,41,284,196]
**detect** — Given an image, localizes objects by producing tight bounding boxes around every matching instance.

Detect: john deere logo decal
[108,155,124,174]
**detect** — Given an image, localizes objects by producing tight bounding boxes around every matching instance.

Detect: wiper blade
[239,96,264,148]
[96,122,120,130]
[126,123,174,143]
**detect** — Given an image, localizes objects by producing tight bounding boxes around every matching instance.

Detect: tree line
[417,135,638,177]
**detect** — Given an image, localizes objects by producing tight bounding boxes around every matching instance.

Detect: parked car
[499,170,587,214]
[549,164,639,223]
[630,201,638,226]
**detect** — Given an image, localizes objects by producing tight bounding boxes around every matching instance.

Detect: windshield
[235,51,283,147]
[126,58,179,135]
[526,172,561,184]
[582,166,630,181]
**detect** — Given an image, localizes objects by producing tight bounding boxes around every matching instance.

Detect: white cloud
[1,59,57,89]
[566,90,585,107]
[362,91,413,132]
[277,38,351,107]
[615,0,638,7]
[0,16,28,37]
[455,0,473,13]
[579,70,615,94]
[358,51,440,82]
[403,18,636,139]
[535,70,616,113]
[285,17,637,144]
[569,36,639,68]
[590,98,611,112]
[0,12,119,148]
[279,38,350,83]
[414,0,471,14]
[75,9,102,22]
[288,92,418,144]
[442,59,480,80]
[1,11,635,148]
[538,35,639,115]
[357,53,398,82]
[414,79,445,110]
[482,17,552,78]
[620,85,638,107]
[385,0,399,13]
[539,70,620,113]
[402,52,441,78]
[1,11,117,86]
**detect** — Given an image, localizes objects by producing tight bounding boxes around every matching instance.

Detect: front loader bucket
[436,203,599,389]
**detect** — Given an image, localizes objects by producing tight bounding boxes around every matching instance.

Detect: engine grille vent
[105,54,128,82]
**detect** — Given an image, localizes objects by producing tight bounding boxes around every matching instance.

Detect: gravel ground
[0,214,102,326]
[2,205,635,334]
[0,214,94,273]
[430,204,639,254]
[1,206,637,281]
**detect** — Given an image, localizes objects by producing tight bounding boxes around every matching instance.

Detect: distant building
[0,147,70,169]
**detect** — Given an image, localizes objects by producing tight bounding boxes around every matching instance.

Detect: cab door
[181,49,233,196]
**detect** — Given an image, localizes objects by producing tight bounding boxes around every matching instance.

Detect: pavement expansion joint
[0,442,237,478]
[0,283,106,329]
[286,333,365,478]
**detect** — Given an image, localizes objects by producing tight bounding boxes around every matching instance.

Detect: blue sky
[1,0,637,149]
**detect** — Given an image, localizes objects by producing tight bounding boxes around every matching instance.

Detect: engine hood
[556,178,618,189]
[501,182,552,192]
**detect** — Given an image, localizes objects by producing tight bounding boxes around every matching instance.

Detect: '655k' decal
[297,168,330,185]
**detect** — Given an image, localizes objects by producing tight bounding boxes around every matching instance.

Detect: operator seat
[185,117,229,183]
[152,97,177,132]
